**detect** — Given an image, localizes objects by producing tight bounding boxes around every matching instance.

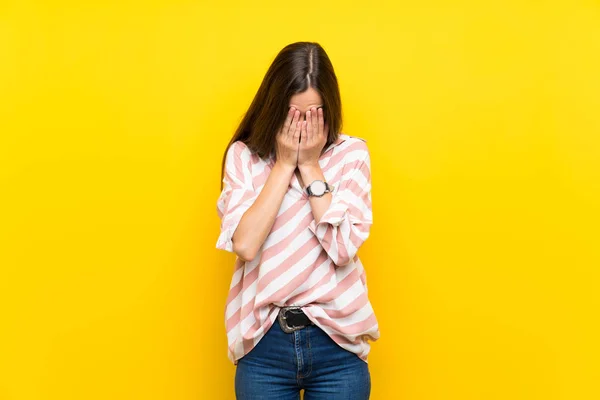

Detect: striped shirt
[216,133,380,365]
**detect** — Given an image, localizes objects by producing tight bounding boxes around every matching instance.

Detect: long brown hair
[219,41,343,190]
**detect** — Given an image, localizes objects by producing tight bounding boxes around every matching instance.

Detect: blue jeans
[235,316,371,399]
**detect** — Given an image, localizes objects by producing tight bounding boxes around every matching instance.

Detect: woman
[216,41,380,400]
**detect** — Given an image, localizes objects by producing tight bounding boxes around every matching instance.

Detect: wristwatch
[305,180,334,197]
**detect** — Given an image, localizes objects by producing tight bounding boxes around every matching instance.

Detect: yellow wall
[1,0,598,399]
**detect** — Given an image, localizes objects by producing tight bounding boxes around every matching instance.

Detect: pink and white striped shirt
[216,133,380,365]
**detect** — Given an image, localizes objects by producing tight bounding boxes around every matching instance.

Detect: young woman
[216,41,380,400]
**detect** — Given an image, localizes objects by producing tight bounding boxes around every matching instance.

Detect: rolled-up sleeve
[216,141,259,253]
[308,142,373,267]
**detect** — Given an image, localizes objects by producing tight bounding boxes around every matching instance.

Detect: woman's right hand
[275,106,302,168]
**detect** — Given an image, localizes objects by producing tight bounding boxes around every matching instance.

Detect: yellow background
[1,0,599,399]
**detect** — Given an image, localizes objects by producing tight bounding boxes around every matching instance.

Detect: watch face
[310,180,326,196]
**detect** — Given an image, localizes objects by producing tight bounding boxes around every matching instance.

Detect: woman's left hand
[298,106,329,168]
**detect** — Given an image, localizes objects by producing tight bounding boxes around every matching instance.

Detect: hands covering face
[276,106,329,168]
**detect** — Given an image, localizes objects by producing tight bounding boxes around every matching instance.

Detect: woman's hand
[276,107,302,168]
[298,106,328,168]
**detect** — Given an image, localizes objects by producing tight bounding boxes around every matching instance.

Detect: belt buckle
[278,306,305,334]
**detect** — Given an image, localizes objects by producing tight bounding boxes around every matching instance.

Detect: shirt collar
[325,133,348,152]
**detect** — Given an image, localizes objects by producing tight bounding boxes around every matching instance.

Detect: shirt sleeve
[215,141,259,253]
[307,141,373,267]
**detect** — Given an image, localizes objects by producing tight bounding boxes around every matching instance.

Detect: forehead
[289,88,323,111]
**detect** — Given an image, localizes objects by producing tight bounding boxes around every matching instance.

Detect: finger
[305,112,312,144]
[310,107,318,136]
[293,120,301,143]
[289,110,300,139]
[318,107,324,137]
[299,120,305,146]
[283,107,295,135]
[313,109,320,141]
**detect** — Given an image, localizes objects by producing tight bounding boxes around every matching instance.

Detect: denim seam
[294,330,303,380]
[304,326,313,378]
